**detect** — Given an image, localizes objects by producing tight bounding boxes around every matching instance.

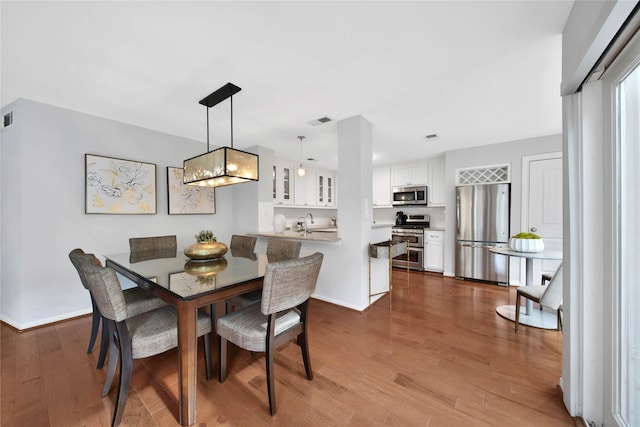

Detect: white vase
[509,238,544,253]
[273,214,286,234]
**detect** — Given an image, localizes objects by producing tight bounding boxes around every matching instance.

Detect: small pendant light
[297,135,306,177]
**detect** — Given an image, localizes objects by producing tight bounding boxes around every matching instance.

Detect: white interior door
[522,153,563,280]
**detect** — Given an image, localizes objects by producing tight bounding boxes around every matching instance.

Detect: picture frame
[85,154,157,214]
[167,166,216,215]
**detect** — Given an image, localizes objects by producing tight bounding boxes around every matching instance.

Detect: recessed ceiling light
[424,134,440,141]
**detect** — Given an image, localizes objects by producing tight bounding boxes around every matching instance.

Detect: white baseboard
[1,308,91,331]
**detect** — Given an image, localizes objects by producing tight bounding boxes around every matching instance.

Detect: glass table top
[105,249,268,299]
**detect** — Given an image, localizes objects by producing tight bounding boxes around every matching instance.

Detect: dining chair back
[69,249,104,355]
[216,252,323,415]
[515,263,563,332]
[83,263,212,427]
[266,239,301,262]
[226,238,300,312]
[128,235,177,262]
[230,234,257,252]
[70,249,167,370]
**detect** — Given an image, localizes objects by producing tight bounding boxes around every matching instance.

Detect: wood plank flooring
[1,270,579,426]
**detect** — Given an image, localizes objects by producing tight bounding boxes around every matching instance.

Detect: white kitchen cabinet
[427,156,446,207]
[424,230,444,272]
[373,167,391,207]
[391,163,428,187]
[316,169,336,207]
[273,158,295,205]
[294,168,317,207]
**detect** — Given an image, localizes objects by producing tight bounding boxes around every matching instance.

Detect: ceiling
[1,1,574,170]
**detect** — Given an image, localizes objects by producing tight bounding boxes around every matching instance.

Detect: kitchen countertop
[248,228,341,243]
[372,223,394,229]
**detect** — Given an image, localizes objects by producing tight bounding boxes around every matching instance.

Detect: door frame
[520,151,563,281]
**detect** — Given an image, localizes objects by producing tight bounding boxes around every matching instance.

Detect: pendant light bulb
[297,135,306,177]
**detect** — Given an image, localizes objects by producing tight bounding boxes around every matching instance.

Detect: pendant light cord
[206,107,210,153]
[230,95,234,149]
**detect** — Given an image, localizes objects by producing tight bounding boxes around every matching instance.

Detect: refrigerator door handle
[456,194,460,236]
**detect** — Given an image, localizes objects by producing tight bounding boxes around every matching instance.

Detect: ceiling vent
[3,111,14,128]
[307,116,333,126]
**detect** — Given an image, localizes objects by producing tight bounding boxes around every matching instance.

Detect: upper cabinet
[427,156,445,207]
[391,163,428,187]
[373,167,392,207]
[316,169,336,207]
[378,157,446,207]
[273,158,337,208]
[294,169,317,207]
[273,158,295,205]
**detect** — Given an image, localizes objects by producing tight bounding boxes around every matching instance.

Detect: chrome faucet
[302,213,314,236]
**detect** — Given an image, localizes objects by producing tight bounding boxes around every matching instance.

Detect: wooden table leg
[177,302,198,426]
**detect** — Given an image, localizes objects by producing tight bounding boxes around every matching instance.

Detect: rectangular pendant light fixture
[183,83,259,188]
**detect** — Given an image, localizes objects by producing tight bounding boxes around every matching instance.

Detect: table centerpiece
[509,232,544,253]
[184,229,228,260]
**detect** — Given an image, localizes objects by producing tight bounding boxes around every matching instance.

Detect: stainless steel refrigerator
[455,183,510,284]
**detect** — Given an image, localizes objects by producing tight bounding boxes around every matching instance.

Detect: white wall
[0,99,241,329]
[443,134,562,283]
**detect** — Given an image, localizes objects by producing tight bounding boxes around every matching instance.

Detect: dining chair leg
[266,315,277,415]
[266,342,277,415]
[218,335,228,383]
[557,306,563,331]
[102,322,118,396]
[203,333,213,380]
[88,298,101,354]
[515,293,521,332]
[113,324,132,427]
[96,316,110,369]
[298,330,313,380]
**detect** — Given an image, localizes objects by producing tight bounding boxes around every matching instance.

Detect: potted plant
[509,232,544,252]
[184,229,228,260]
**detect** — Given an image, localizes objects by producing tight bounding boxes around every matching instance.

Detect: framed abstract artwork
[167,166,216,215]
[85,154,157,214]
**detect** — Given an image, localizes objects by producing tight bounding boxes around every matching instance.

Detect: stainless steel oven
[391,227,424,270]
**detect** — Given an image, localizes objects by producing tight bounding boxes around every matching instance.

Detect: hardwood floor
[1,270,578,426]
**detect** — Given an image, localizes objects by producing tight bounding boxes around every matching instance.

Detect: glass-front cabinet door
[316,169,336,207]
[273,159,294,205]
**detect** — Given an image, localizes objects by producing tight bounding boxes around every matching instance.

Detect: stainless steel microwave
[392,185,428,206]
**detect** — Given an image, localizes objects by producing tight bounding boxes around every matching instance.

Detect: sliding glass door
[603,31,640,427]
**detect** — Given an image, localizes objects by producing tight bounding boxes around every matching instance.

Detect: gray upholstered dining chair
[515,263,563,332]
[227,239,302,312]
[68,249,166,369]
[229,234,257,252]
[128,235,177,262]
[216,252,323,415]
[266,239,301,262]
[82,262,213,427]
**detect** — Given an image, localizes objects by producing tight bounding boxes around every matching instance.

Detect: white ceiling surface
[1,1,573,170]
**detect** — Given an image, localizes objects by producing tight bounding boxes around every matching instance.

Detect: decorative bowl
[509,238,544,253]
[184,241,228,260]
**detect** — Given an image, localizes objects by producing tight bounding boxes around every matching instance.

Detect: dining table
[104,248,268,426]
[489,247,563,329]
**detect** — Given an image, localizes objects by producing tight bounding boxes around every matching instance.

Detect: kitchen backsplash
[273,207,338,228]
[373,206,445,228]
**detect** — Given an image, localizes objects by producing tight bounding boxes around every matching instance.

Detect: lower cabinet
[424,230,444,272]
